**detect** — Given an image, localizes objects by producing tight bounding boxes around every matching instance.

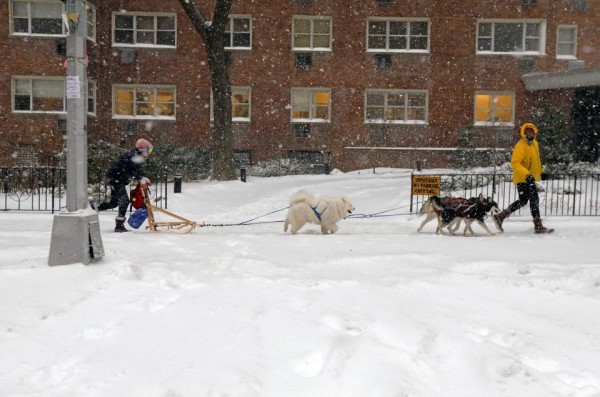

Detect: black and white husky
[420,194,500,236]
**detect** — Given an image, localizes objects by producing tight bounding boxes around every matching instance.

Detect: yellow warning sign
[412,175,441,196]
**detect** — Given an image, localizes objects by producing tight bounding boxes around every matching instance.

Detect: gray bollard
[174,174,182,193]
[240,168,247,182]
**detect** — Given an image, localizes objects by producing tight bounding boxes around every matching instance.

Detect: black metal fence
[411,173,600,216]
[1,167,170,213]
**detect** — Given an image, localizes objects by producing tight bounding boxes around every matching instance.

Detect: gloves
[139,177,151,186]
[525,174,535,185]
[541,172,550,181]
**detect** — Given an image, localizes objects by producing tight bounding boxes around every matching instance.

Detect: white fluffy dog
[284,190,355,234]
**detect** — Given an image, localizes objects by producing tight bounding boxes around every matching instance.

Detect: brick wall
[1,0,599,170]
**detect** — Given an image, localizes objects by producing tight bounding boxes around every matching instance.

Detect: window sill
[112,116,176,121]
[12,110,66,114]
[556,55,577,60]
[10,33,67,38]
[292,48,332,53]
[474,121,514,127]
[291,119,331,124]
[365,120,428,125]
[112,43,176,49]
[225,47,252,51]
[476,51,545,56]
[366,49,429,54]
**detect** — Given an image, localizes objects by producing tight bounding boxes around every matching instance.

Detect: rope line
[196,202,424,228]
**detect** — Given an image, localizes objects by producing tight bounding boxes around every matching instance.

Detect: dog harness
[310,202,328,221]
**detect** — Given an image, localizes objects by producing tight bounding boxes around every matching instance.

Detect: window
[11,0,64,36]
[88,79,96,116]
[292,16,332,51]
[557,26,577,59]
[477,20,545,54]
[113,13,176,47]
[113,85,176,119]
[12,77,65,113]
[291,88,331,122]
[224,16,251,49]
[367,18,429,52]
[365,90,428,123]
[570,0,586,12]
[87,4,96,42]
[474,92,514,126]
[210,87,251,121]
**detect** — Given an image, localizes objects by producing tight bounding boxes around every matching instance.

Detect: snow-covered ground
[1,168,600,397]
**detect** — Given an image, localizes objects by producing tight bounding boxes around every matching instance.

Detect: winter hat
[135,138,153,149]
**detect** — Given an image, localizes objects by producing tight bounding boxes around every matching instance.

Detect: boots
[533,218,554,234]
[492,209,510,232]
[114,219,129,233]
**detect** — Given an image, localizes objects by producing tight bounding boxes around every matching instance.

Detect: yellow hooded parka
[511,122,543,184]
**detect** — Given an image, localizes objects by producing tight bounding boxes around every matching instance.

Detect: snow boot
[492,209,510,232]
[533,218,554,234]
[114,219,129,233]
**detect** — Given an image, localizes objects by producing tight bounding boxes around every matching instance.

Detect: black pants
[506,182,540,219]
[98,184,129,220]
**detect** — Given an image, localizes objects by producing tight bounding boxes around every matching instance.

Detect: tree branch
[176,0,209,39]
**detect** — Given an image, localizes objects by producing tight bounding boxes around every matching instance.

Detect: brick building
[1,0,599,171]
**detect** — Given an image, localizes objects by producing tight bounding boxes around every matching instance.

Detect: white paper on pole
[66,76,80,99]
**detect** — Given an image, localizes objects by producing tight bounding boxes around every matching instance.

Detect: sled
[142,186,197,233]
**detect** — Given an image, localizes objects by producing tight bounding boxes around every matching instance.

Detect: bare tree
[177,0,236,180]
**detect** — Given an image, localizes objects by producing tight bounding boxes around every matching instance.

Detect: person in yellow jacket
[493,122,554,233]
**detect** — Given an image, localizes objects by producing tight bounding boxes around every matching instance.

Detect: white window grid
[364,89,428,124]
[474,91,515,126]
[88,79,96,116]
[292,16,332,51]
[225,15,252,50]
[12,76,65,113]
[556,25,577,59]
[112,85,176,120]
[210,87,252,122]
[366,18,430,53]
[291,88,331,122]
[112,12,177,48]
[87,4,96,42]
[10,0,65,36]
[476,20,546,55]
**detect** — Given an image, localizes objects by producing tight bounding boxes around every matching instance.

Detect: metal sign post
[49,0,104,266]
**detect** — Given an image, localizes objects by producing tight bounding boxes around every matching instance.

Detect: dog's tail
[289,189,316,206]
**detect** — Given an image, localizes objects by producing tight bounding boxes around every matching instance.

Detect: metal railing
[1,167,170,213]
[411,173,600,216]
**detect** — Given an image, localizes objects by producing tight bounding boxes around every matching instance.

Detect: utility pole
[49,0,104,266]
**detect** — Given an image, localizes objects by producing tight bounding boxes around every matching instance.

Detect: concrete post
[49,0,104,266]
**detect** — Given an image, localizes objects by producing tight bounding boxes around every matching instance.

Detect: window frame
[87,79,97,116]
[476,19,546,55]
[556,25,577,59]
[12,76,66,114]
[473,91,515,127]
[291,88,332,123]
[112,12,177,48]
[112,85,177,120]
[9,0,66,37]
[210,86,252,122]
[225,15,252,50]
[366,17,430,53]
[364,89,428,124]
[292,16,332,52]
[87,3,96,42]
